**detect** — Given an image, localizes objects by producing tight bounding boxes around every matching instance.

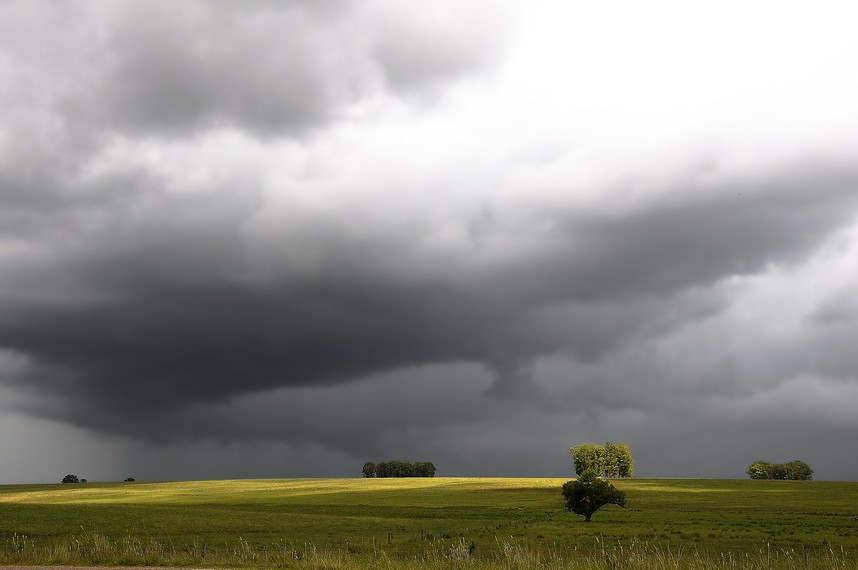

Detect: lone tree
[562,470,626,522]
[61,474,80,484]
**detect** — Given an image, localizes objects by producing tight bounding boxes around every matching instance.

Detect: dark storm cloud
[494,164,858,302]
[0,0,517,435]
[2,154,857,440]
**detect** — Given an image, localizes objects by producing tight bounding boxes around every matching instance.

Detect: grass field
[1,477,857,568]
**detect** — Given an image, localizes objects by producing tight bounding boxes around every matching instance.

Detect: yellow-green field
[1,477,857,568]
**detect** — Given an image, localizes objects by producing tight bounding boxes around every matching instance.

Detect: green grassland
[1,477,857,568]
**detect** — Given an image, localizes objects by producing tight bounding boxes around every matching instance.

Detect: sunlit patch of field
[0,477,562,504]
[1,478,856,568]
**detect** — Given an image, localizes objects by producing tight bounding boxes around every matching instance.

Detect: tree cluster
[561,470,627,522]
[746,460,813,480]
[362,461,436,478]
[569,442,634,477]
[61,474,86,483]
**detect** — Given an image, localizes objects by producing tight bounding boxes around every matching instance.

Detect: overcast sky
[2,1,858,484]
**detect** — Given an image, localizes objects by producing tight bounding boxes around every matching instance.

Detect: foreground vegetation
[1,477,856,568]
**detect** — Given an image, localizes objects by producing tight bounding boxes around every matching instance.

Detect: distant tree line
[569,442,634,478]
[62,474,138,483]
[362,461,436,478]
[746,460,813,480]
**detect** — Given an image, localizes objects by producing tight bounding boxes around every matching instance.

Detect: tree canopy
[604,442,634,478]
[570,444,605,477]
[570,442,634,477]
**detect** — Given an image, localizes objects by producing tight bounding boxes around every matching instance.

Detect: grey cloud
[0,0,512,138]
[1,268,517,428]
[365,0,510,93]
[809,287,858,327]
[94,3,351,135]
[527,165,858,302]
[2,1,858,482]
[129,363,494,451]
[3,160,857,444]
[790,291,858,381]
